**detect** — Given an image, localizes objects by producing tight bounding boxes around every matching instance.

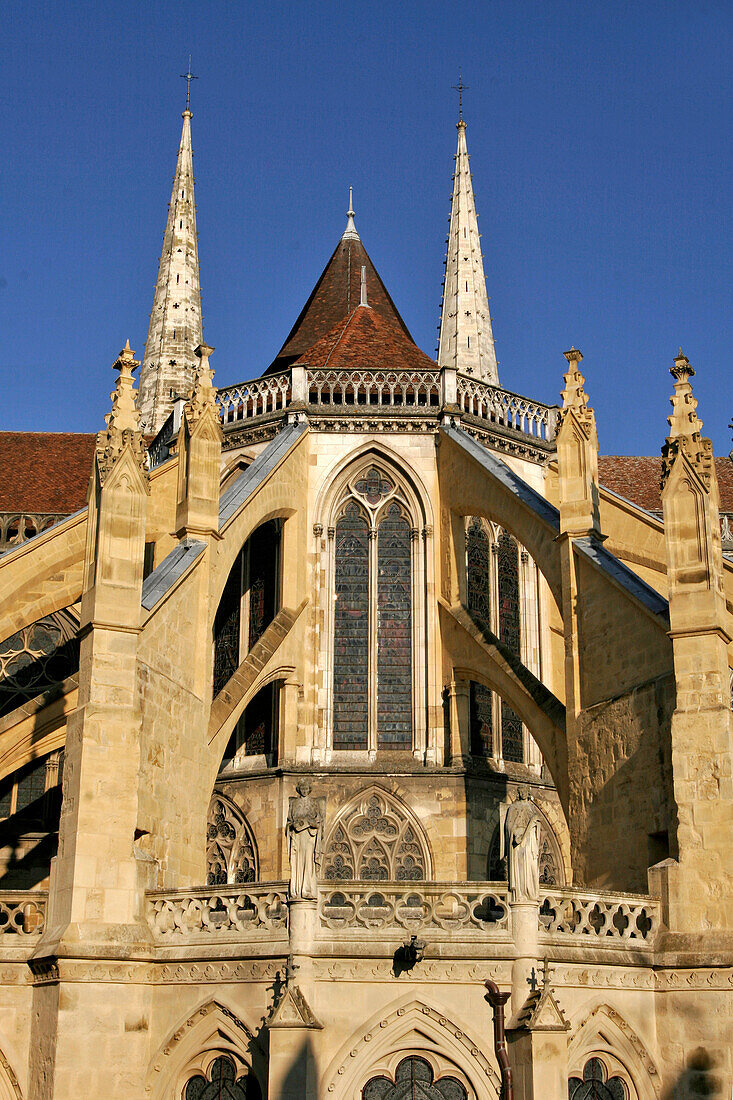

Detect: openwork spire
[437,116,499,383]
[137,106,203,435]
[96,341,146,482]
[661,350,713,490]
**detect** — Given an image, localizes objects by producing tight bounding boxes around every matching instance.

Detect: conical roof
[267,214,414,374]
[293,304,436,374]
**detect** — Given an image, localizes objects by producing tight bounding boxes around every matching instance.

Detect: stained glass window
[248,521,279,648]
[0,609,80,719]
[355,467,393,505]
[466,517,490,627]
[377,504,412,747]
[568,1058,627,1100]
[497,529,523,763]
[185,1055,261,1100]
[241,682,278,757]
[333,503,370,749]
[213,558,241,697]
[469,682,493,756]
[363,1056,467,1099]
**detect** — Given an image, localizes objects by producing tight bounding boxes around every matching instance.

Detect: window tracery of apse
[332,466,416,751]
[465,518,525,764]
[205,796,258,886]
[322,790,429,881]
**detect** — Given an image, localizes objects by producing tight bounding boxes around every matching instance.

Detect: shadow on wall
[279,1035,318,1100]
[668,1048,723,1100]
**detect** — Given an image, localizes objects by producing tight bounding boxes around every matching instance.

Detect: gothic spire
[137,105,203,434]
[437,115,499,384]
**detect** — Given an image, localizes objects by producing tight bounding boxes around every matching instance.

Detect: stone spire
[137,106,203,435]
[437,116,499,384]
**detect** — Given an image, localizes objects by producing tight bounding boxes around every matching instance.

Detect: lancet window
[465,518,543,769]
[330,464,423,753]
[205,795,258,886]
[213,521,281,698]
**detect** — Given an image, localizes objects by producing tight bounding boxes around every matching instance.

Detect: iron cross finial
[180,55,198,111]
[452,72,469,121]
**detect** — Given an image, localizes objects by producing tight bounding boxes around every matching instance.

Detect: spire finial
[342,184,360,241]
[180,55,198,113]
[452,71,469,124]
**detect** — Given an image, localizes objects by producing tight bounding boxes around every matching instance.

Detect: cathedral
[0,95,732,1100]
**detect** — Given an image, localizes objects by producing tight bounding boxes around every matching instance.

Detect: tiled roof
[0,433,96,514]
[598,455,733,512]
[292,304,437,374]
[268,235,414,373]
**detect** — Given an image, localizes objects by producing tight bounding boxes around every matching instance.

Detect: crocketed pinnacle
[137,108,203,435]
[559,348,593,429]
[661,350,713,490]
[96,341,146,482]
[186,343,219,423]
[437,116,499,383]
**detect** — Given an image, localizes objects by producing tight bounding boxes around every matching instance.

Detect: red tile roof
[293,304,437,374]
[598,455,733,512]
[0,433,95,514]
[268,234,414,373]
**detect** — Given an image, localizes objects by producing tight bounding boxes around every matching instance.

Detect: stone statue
[286,780,325,900]
[499,790,541,903]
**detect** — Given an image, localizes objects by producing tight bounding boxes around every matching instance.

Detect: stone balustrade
[539,887,658,945]
[305,368,442,408]
[214,366,559,449]
[147,883,289,939]
[0,892,47,935]
[456,374,558,441]
[218,373,292,425]
[143,881,660,948]
[318,882,511,935]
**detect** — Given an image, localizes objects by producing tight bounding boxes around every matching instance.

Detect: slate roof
[292,305,437,374]
[0,432,96,513]
[267,234,414,373]
[598,456,733,513]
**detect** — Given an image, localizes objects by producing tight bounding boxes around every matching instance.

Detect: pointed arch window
[465,519,543,768]
[330,464,423,753]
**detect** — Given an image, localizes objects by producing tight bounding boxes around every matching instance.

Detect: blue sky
[2,0,731,454]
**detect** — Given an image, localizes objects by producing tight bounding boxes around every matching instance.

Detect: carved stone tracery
[323,790,430,882]
[206,796,257,886]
